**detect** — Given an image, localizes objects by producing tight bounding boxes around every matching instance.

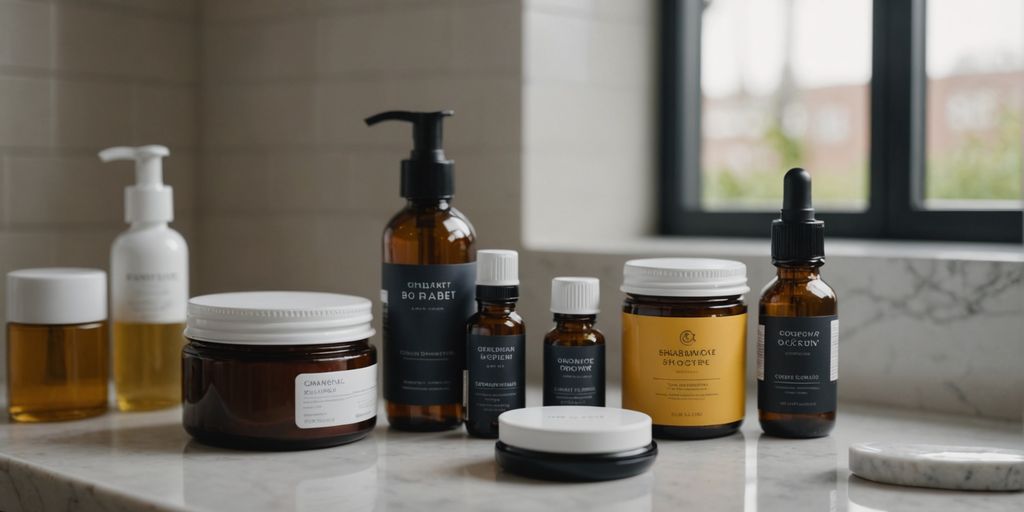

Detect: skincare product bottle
[543,277,605,407]
[7,268,109,422]
[100,145,189,412]
[465,250,525,438]
[758,168,838,438]
[366,110,477,431]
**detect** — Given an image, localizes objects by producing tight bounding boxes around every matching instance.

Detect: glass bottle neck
[553,313,596,330]
[407,198,451,210]
[775,264,822,281]
[478,300,518,315]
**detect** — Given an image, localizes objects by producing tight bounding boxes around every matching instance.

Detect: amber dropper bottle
[465,250,525,438]
[758,168,838,438]
[367,110,477,432]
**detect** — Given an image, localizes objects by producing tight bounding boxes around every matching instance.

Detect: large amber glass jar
[621,259,749,440]
[183,292,377,450]
[6,268,109,423]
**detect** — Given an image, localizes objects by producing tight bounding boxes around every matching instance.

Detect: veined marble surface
[0,389,1021,512]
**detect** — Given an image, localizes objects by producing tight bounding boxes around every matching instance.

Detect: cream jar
[183,291,377,450]
[621,258,749,440]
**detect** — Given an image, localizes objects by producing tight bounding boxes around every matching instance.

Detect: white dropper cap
[476,249,519,286]
[98,145,173,224]
[551,277,600,315]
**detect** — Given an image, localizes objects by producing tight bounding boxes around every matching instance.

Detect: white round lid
[477,249,519,286]
[7,268,107,325]
[621,258,749,297]
[498,406,652,455]
[550,276,600,315]
[185,291,375,345]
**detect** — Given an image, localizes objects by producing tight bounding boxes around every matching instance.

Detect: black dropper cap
[365,110,454,199]
[771,168,825,265]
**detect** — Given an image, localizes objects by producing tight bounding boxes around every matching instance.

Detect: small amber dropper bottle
[758,168,838,438]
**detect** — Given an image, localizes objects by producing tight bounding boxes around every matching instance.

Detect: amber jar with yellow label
[621,258,749,440]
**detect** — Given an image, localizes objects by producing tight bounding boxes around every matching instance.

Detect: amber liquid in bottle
[384,198,475,431]
[466,298,525,438]
[543,314,605,406]
[758,264,837,437]
[114,322,186,411]
[7,322,108,422]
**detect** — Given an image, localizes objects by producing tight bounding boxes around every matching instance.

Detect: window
[660,0,1023,242]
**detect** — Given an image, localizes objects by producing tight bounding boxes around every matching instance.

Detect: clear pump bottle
[100,145,189,412]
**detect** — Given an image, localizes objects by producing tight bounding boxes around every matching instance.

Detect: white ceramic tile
[6,155,127,226]
[0,76,52,147]
[203,83,316,148]
[0,0,52,69]
[451,2,522,75]
[54,79,134,149]
[523,10,590,83]
[316,7,451,75]
[132,84,198,148]
[54,3,195,83]
[197,152,271,213]
[203,19,317,82]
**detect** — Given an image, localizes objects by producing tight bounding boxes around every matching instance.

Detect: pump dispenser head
[365,110,455,199]
[99,145,173,224]
[771,168,824,265]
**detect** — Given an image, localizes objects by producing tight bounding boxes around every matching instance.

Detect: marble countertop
[1,388,1021,512]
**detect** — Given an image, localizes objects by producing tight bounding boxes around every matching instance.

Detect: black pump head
[771,167,825,265]
[365,110,455,199]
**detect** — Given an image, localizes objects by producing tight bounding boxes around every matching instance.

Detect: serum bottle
[758,168,838,438]
[466,250,525,438]
[368,111,477,431]
[100,146,188,412]
[543,277,605,406]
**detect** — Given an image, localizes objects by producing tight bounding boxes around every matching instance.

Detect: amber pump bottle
[367,110,477,432]
[758,168,838,438]
[466,250,525,438]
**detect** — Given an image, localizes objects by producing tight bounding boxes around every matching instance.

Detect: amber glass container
[6,268,109,423]
[383,198,476,431]
[621,259,749,440]
[182,291,378,450]
[758,264,837,438]
[544,277,605,407]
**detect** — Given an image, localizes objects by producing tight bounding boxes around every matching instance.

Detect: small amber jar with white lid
[6,268,109,422]
[621,258,748,440]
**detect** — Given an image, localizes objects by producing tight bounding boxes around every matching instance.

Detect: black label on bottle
[467,334,525,425]
[543,344,605,406]
[382,262,476,405]
[758,315,838,414]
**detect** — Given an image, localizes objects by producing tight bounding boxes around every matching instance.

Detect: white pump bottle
[100,145,189,412]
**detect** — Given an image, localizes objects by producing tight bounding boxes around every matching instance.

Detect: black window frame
[659,0,1023,243]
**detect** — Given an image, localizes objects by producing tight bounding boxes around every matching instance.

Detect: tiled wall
[521,0,656,247]
[195,0,523,304]
[0,0,199,364]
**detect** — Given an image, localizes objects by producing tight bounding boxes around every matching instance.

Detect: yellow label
[622,312,747,426]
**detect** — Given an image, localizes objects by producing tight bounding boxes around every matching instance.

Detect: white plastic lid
[621,258,749,297]
[7,268,107,325]
[185,291,375,345]
[551,277,600,315]
[477,249,519,286]
[99,145,173,224]
[498,406,652,455]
